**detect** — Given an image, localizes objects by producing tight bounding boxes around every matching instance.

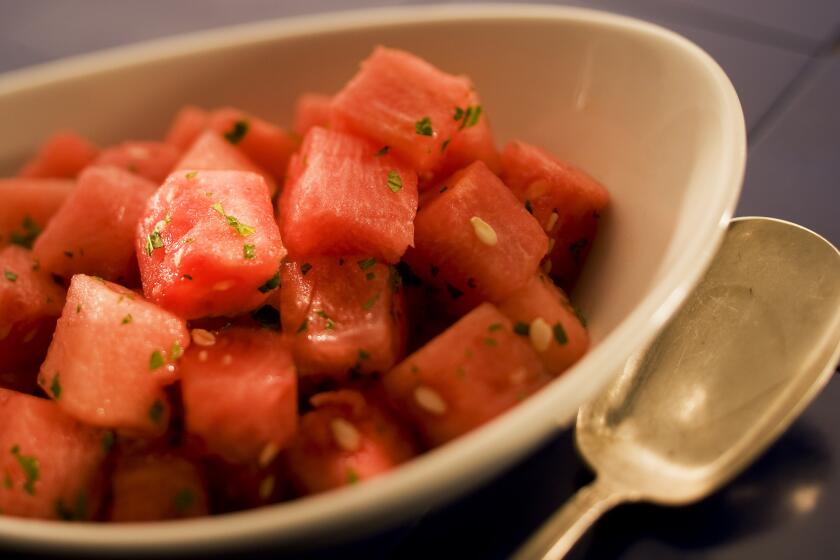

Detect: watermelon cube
[208,107,298,183]
[280,256,406,379]
[383,303,551,446]
[93,141,182,184]
[180,327,297,465]
[0,389,108,520]
[18,131,98,179]
[38,274,189,435]
[137,170,284,319]
[433,92,501,183]
[165,105,210,151]
[202,457,288,513]
[284,389,418,495]
[32,166,157,284]
[331,47,474,176]
[497,274,589,376]
[173,130,277,197]
[0,246,66,376]
[278,126,418,263]
[110,450,208,521]
[500,140,610,288]
[293,93,333,135]
[0,178,75,249]
[407,161,548,312]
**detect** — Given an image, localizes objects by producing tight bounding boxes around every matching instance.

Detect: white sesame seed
[530,317,552,352]
[470,216,498,246]
[213,280,234,291]
[545,212,559,232]
[258,476,275,500]
[330,418,361,452]
[548,238,556,253]
[258,442,279,468]
[197,350,208,362]
[542,259,553,274]
[222,353,233,366]
[191,328,216,346]
[414,385,447,415]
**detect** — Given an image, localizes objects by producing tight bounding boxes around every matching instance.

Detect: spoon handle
[512,478,627,560]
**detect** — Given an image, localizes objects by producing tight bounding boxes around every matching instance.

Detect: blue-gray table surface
[1,1,838,558]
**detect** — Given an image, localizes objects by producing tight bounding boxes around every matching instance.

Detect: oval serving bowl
[0,4,745,555]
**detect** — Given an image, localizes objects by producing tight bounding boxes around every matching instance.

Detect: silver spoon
[514,216,840,560]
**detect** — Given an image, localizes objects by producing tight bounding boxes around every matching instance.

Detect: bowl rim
[0,3,746,553]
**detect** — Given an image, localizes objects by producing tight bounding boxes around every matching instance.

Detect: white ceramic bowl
[0,4,745,555]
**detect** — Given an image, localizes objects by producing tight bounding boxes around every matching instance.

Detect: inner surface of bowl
[0,5,744,553]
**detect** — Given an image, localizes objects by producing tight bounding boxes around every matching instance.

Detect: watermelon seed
[259,476,275,500]
[470,216,498,246]
[548,238,556,254]
[259,442,280,468]
[545,211,559,232]
[330,418,361,452]
[529,317,552,352]
[414,386,447,415]
[191,328,216,347]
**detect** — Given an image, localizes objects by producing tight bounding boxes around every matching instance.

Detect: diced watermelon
[434,92,501,183]
[0,178,75,249]
[331,47,474,177]
[165,105,210,151]
[278,126,418,263]
[406,161,548,314]
[383,303,550,446]
[0,246,66,375]
[208,107,298,183]
[500,140,610,289]
[93,141,182,184]
[0,388,108,520]
[32,166,157,283]
[173,130,277,196]
[180,327,297,465]
[497,274,589,376]
[110,450,208,521]
[137,170,283,319]
[284,389,418,495]
[18,131,98,179]
[293,93,333,135]
[280,256,406,379]
[38,274,189,435]
[202,457,288,512]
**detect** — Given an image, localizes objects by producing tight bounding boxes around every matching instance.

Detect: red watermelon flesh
[497,274,589,377]
[165,105,210,151]
[110,450,208,521]
[208,107,298,183]
[284,389,418,495]
[93,141,182,184]
[33,166,157,284]
[202,457,288,512]
[407,160,548,313]
[280,256,406,380]
[293,93,333,135]
[383,303,550,447]
[278,126,418,263]
[173,130,277,197]
[180,327,297,465]
[137,170,283,319]
[0,178,75,250]
[18,131,98,179]
[331,47,474,177]
[0,246,65,375]
[433,92,501,184]
[500,140,609,289]
[38,274,189,436]
[0,388,108,520]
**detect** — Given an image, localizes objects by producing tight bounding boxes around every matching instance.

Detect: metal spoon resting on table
[514,217,840,560]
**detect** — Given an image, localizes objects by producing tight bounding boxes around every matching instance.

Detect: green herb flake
[10,446,39,496]
[358,349,371,361]
[223,119,250,144]
[3,269,17,282]
[439,185,448,193]
[440,138,451,152]
[483,337,498,347]
[49,373,61,400]
[315,309,329,319]
[357,257,377,271]
[101,431,115,454]
[513,322,530,336]
[346,468,360,485]
[453,106,465,121]
[56,492,88,521]
[362,292,381,310]
[258,271,281,293]
[251,305,280,330]
[488,323,504,332]
[243,243,256,260]
[9,216,41,249]
[553,323,569,345]
[388,266,401,293]
[173,489,196,513]
[445,282,463,300]
[182,274,193,281]
[121,314,133,325]
[454,105,483,130]
[225,214,256,236]
[375,145,390,157]
[296,318,309,334]
[148,400,165,424]
[415,116,433,136]
[165,212,172,225]
[171,341,183,361]
[145,230,164,256]
[149,350,165,370]
[211,202,225,215]
[573,305,588,327]
[525,200,533,214]
[63,250,73,258]
[387,170,403,193]
[185,171,198,180]
[76,304,82,314]
[301,262,312,275]
[366,271,375,281]
[324,318,335,330]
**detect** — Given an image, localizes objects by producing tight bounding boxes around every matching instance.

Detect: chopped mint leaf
[513,322,530,336]
[324,318,335,330]
[63,250,73,258]
[185,171,198,180]
[296,318,309,334]
[223,119,249,144]
[453,106,465,121]
[375,145,390,157]
[225,214,256,236]
[243,244,256,259]
[3,269,16,282]
[10,446,39,495]
[441,138,451,152]
[358,349,371,361]
[171,341,183,361]
[525,200,533,214]
[483,337,498,347]
[346,468,360,485]
[258,271,281,293]
[55,492,88,521]
[251,305,280,330]
[301,262,312,275]
[9,215,41,249]
[553,323,569,345]
[488,323,504,332]
[148,400,165,424]
[362,292,381,310]
[49,373,61,399]
[173,489,196,513]
[121,314,133,325]
[387,170,403,193]
[415,116,433,136]
[211,202,225,215]
[357,257,376,271]
[445,282,463,300]
[149,350,165,370]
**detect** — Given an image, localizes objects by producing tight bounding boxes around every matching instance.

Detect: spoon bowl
[516,217,840,559]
